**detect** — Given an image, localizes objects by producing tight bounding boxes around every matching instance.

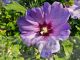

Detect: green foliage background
[0,0,80,60]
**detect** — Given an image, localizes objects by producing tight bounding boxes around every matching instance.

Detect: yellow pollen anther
[40,27,48,34]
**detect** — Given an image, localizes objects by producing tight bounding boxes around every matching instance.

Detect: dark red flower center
[38,22,53,36]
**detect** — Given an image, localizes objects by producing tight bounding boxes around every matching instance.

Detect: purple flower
[67,0,80,19]
[2,0,11,4]
[17,2,70,58]
[2,0,18,5]
[74,0,80,6]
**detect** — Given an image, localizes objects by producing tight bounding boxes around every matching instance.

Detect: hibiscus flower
[17,2,70,58]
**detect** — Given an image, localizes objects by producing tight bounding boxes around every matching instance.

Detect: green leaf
[62,40,73,60]
[54,55,65,60]
[54,40,73,60]
[4,2,26,14]
[76,26,80,31]
[7,22,15,30]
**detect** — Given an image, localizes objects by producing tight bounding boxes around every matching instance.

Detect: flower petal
[3,0,11,4]
[50,2,70,26]
[74,0,80,6]
[41,47,52,58]
[21,32,37,46]
[31,36,43,45]
[26,7,44,23]
[17,16,39,33]
[38,41,51,58]
[38,37,60,58]
[71,7,80,19]
[42,2,51,23]
[58,30,70,40]
[46,37,60,53]
[51,23,70,40]
[43,2,51,14]
[17,16,31,26]
[20,25,39,32]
